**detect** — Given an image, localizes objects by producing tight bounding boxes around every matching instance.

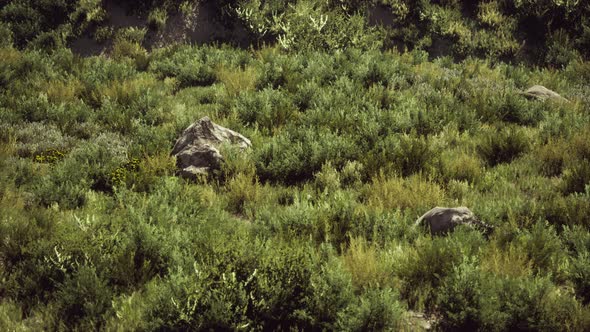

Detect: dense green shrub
[477,125,530,166]
[11,122,77,158]
[537,192,590,229]
[366,133,437,177]
[0,2,43,47]
[54,266,112,330]
[1,8,590,328]
[337,287,406,331]
[498,93,546,125]
[562,160,590,195]
[520,221,566,277]
[562,226,590,304]
[440,149,483,184]
[307,254,356,330]
[570,252,590,305]
[438,257,588,331]
[437,258,483,330]
[537,140,567,177]
[234,88,297,135]
[395,232,480,309]
[149,46,240,88]
[363,173,447,216]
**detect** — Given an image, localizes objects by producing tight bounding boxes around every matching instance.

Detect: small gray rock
[172,117,251,179]
[521,85,567,102]
[415,207,492,235]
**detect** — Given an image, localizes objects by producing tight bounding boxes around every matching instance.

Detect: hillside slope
[1,0,590,330]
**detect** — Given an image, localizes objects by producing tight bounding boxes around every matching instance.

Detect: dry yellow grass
[481,242,533,278]
[342,237,393,290]
[364,173,447,212]
[216,65,258,97]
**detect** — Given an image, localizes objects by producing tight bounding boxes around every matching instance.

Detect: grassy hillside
[1,1,590,330]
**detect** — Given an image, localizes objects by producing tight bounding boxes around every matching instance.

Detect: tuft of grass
[44,79,83,104]
[225,172,261,217]
[363,173,447,215]
[342,237,393,290]
[440,149,483,183]
[216,65,258,97]
[112,35,149,70]
[481,242,533,278]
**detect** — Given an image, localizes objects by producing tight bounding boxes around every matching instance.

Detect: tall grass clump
[364,173,447,216]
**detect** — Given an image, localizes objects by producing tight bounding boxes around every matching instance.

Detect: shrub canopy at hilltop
[1,0,590,65]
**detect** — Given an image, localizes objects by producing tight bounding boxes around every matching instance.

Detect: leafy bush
[336,288,406,331]
[569,251,590,305]
[0,22,14,47]
[54,266,112,330]
[395,235,465,309]
[314,162,341,194]
[545,29,581,68]
[149,46,220,88]
[366,133,437,177]
[0,2,43,47]
[233,88,297,135]
[562,161,590,195]
[12,122,77,158]
[437,258,483,331]
[519,221,566,277]
[216,65,258,97]
[93,25,114,43]
[112,38,149,70]
[147,7,168,31]
[537,140,567,177]
[561,227,590,304]
[498,93,546,125]
[439,253,587,331]
[306,251,356,330]
[477,125,531,166]
[440,149,483,183]
[0,301,24,331]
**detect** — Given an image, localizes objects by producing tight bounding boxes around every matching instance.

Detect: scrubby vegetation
[1,0,590,330]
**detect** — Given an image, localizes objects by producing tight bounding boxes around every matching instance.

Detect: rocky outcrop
[520,85,568,102]
[415,207,492,235]
[172,116,251,179]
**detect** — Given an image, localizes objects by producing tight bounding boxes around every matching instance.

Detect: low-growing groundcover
[2,1,590,331]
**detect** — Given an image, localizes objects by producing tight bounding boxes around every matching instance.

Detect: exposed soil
[70,0,250,56]
[405,311,438,331]
[368,4,398,28]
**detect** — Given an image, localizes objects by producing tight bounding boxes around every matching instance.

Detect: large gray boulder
[172,116,251,179]
[415,207,492,235]
[520,85,567,102]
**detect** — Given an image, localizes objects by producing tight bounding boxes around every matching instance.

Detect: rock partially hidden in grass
[520,85,568,102]
[405,311,437,330]
[415,207,493,236]
[172,116,251,180]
